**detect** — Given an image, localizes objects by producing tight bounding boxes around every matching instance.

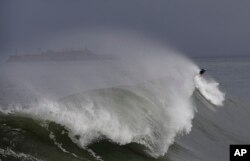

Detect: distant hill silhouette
[7,48,111,62]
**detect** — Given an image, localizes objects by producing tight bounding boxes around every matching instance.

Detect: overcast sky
[1,0,250,57]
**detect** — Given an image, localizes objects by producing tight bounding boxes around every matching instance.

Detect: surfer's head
[199,68,206,75]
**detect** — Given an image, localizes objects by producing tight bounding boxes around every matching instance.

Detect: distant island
[7,48,112,62]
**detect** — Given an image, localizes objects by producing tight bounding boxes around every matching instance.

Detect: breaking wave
[0,55,225,158]
[0,34,226,159]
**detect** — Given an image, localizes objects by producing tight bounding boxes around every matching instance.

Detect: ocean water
[0,55,249,161]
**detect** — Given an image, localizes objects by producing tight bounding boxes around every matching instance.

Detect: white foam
[0,148,42,161]
[6,55,199,158]
[194,75,225,106]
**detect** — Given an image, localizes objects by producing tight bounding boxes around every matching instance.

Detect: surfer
[199,68,206,75]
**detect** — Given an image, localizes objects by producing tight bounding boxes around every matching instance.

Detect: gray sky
[1,0,250,57]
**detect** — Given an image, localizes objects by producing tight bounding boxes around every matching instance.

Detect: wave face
[0,38,226,160]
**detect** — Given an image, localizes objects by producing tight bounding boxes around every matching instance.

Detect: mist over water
[0,33,225,160]
[0,33,201,105]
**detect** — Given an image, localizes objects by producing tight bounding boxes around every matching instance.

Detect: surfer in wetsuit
[199,68,206,75]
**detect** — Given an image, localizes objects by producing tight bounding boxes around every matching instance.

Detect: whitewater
[0,36,227,161]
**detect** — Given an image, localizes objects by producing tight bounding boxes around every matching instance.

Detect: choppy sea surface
[0,56,249,161]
